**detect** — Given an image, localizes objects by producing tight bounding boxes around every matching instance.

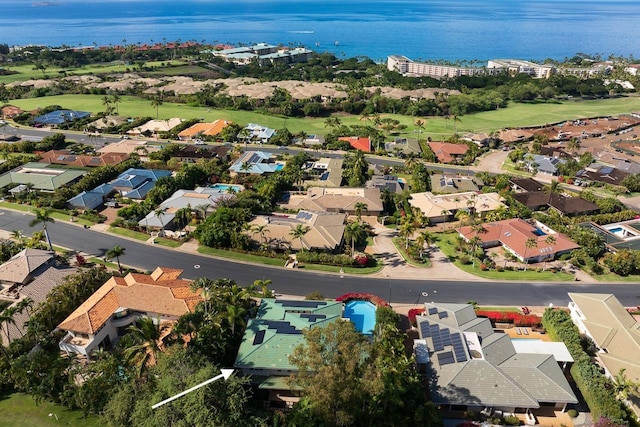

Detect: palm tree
[467,236,483,267]
[415,231,434,259]
[101,96,112,114]
[154,207,168,236]
[0,306,18,343]
[105,244,126,273]
[194,203,210,220]
[524,237,538,271]
[353,202,368,224]
[613,368,640,400]
[251,224,269,244]
[124,317,168,378]
[542,235,557,271]
[29,208,54,251]
[173,207,193,230]
[111,93,121,114]
[398,216,417,249]
[151,92,163,119]
[344,221,367,255]
[290,224,311,252]
[567,137,581,154]
[10,230,25,245]
[251,278,274,298]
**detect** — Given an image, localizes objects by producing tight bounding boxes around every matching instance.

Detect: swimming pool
[344,300,377,335]
[210,184,244,193]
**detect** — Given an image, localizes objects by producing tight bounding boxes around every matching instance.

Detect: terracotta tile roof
[428,142,469,163]
[338,136,371,152]
[38,150,129,167]
[458,218,579,261]
[58,267,201,335]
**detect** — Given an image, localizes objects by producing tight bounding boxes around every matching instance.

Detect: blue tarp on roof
[33,110,91,125]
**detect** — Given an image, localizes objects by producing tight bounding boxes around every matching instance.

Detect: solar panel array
[437,351,455,366]
[253,329,266,345]
[296,211,313,221]
[418,318,468,364]
[276,300,327,309]
[300,313,327,322]
[265,320,301,334]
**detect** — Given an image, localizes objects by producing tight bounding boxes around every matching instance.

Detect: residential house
[229,151,285,176]
[58,267,201,357]
[87,115,129,130]
[512,191,599,216]
[384,137,421,155]
[499,129,534,145]
[0,248,75,344]
[0,162,85,192]
[33,110,91,127]
[428,141,469,164]
[415,302,576,423]
[458,218,579,263]
[338,136,371,152]
[68,168,171,209]
[247,211,346,252]
[242,123,276,144]
[97,139,161,159]
[365,175,404,194]
[576,165,629,187]
[0,105,24,119]
[282,187,383,216]
[409,191,504,223]
[462,132,491,147]
[170,145,230,163]
[431,174,483,194]
[293,134,325,147]
[234,298,343,407]
[128,118,183,136]
[177,120,232,141]
[510,177,544,193]
[527,154,566,176]
[38,150,130,168]
[578,220,640,252]
[568,293,640,418]
[138,186,241,230]
[302,158,343,188]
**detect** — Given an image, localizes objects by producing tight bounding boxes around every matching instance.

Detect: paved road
[2,209,639,307]
[1,123,124,148]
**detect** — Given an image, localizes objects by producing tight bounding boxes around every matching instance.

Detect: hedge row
[542,308,631,425]
[475,311,542,327]
[336,293,390,307]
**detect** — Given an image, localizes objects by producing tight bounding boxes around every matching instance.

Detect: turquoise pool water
[210,184,243,192]
[344,300,376,335]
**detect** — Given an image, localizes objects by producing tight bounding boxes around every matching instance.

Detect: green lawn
[592,272,640,283]
[154,237,183,248]
[0,393,101,427]
[0,61,187,84]
[107,226,149,241]
[7,94,640,137]
[0,202,94,226]
[436,232,574,281]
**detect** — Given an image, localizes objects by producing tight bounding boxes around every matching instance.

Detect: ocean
[0,0,638,62]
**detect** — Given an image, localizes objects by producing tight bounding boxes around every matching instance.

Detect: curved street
[1,209,638,307]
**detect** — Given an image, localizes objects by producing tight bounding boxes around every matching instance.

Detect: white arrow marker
[152,369,234,409]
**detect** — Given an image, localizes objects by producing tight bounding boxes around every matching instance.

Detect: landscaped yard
[436,232,574,281]
[391,237,431,268]
[0,393,101,427]
[107,226,149,241]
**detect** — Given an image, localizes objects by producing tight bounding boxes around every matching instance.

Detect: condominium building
[387,55,485,79]
[487,59,554,79]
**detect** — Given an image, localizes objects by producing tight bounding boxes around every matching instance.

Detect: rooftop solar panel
[437,351,455,366]
[438,311,449,319]
[419,321,431,337]
[253,329,266,345]
[276,300,326,308]
[428,307,437,315]
[300,314,327,322]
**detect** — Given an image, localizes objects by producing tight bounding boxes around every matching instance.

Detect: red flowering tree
[336,293,389,307]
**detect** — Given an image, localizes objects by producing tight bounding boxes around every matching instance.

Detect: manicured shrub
[567,409,578,418]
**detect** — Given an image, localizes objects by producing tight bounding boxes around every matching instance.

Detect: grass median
[197,245,383,274]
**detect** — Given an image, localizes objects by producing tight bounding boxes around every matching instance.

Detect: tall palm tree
[353,202,368,224]
[194,203,210,220]
[151,92,163,119]
[415,231,434,259]
[567,137,581,154]
[105,244,126,273]
[29,208,54,251]
[344,221,366,255]
[542,235,557,271]
[0,306,18,343]
[124,317,168,378]
[111,93,121,114]
[154,207,168,236]
[524,237,538,271]
[173,207,193,230]
[290,224,311,252]
[398,216,417,249]
[613,368,640,400]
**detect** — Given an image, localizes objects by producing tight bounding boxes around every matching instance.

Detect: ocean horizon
[0,0,638,62]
